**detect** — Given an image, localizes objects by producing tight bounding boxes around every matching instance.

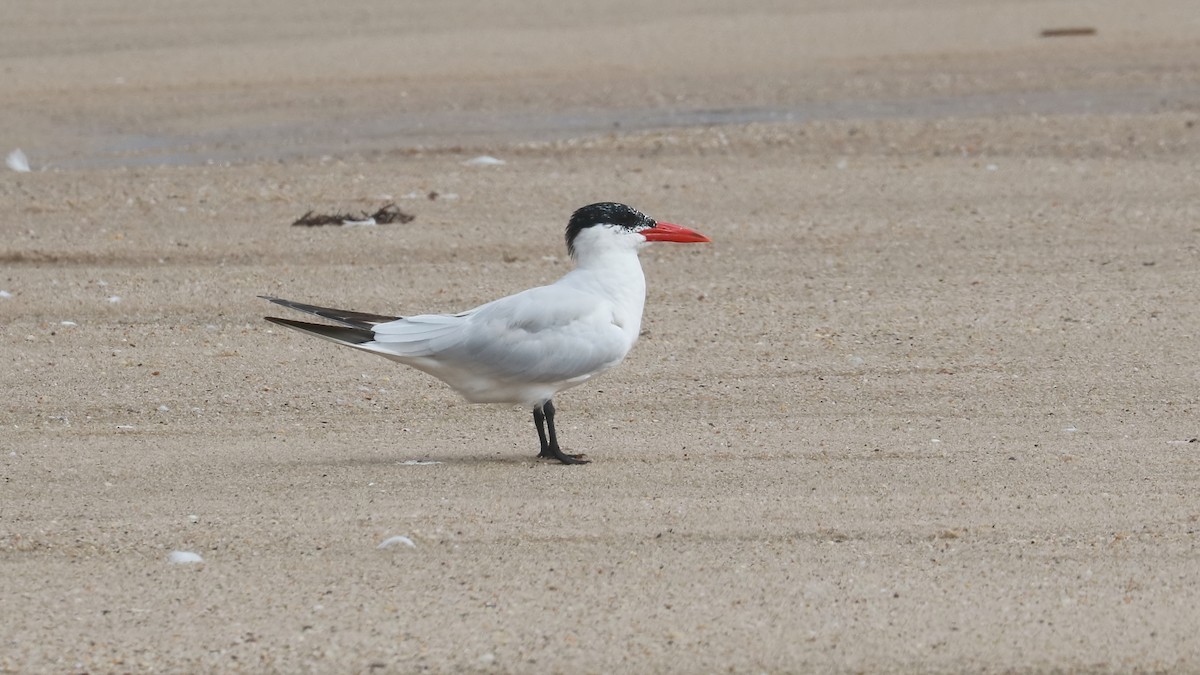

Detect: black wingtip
[264,316,375,345]
[258,296,401,328]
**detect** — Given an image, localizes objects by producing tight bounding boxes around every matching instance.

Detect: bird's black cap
[566,202,654,257]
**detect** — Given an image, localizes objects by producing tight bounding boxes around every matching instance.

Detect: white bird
[262,202,710,464]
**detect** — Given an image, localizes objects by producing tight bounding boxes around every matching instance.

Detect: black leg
[533,400,589,465]
[534,405,551,456]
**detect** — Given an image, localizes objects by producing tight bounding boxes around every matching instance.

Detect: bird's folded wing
[438,287,629,383]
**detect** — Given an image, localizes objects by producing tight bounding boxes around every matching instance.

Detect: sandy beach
[4,0,1200,672]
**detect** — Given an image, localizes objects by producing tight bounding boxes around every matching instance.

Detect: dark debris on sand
[292,203,415,227]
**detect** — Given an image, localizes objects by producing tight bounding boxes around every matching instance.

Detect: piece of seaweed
[1039,27,1096,37]
[292,203,415,227]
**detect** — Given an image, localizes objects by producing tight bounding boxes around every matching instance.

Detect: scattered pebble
[6,149,30,173]
[157,405,170,412]
[167,550,204,564]
[464,155,505,166]
[378,535,416,549]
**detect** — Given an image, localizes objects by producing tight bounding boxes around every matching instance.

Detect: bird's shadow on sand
[263,452,571,470]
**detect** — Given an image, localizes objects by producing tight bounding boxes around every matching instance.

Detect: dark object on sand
[292,203,415,227]
[1039,27,1097,37]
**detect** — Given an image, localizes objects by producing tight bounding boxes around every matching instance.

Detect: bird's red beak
[641,221,711,243]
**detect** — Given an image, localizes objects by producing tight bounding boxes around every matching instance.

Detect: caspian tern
[262,202,710,464]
